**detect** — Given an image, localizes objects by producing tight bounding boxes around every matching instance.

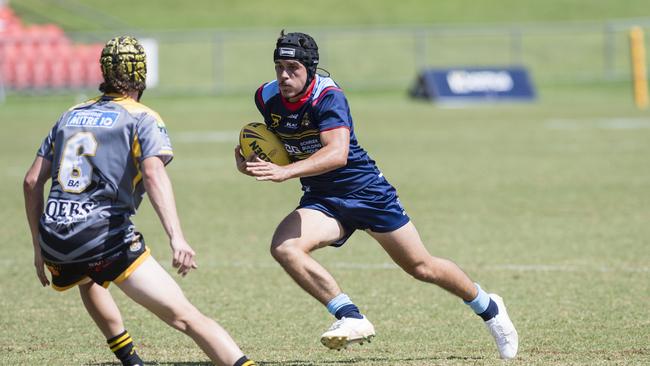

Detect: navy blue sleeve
[254,83,267,121]
[312,90,351,132]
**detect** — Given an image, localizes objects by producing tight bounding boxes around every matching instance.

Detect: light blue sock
[464,283,490,314]
[326,293,353,316]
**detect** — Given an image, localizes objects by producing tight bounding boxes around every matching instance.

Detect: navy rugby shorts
[44,233,150,291]
[298,176,410,246]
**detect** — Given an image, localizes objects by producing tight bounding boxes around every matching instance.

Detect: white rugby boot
[484,294,519,359]
[320,316,376,350]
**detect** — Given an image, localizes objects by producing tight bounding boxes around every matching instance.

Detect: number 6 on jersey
[57,132,98,193]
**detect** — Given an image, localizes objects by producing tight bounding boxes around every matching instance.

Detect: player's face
[275,59,307,101]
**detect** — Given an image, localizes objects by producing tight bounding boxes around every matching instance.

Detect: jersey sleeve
[254,83,272,127]
[313,90,351,132]
[36,122,58,161]
[254,83,266,115]
[135,113,174,165]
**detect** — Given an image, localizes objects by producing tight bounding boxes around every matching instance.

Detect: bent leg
[370,222,519,359]
[78,280,126,339]
[368,221,477,301]
[270,208,347,305]
[116,256,243,366]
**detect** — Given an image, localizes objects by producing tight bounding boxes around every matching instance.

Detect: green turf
[1,82,649,365]
[11,0,650,31]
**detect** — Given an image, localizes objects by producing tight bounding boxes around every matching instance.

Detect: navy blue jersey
[255,75,381,196]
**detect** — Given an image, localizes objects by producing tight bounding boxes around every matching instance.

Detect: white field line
[184,260,650,273]
[1,259,646,273]
[545,118,650,130]
[173,130,238,143]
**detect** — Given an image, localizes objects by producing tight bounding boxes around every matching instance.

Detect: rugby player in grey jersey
[23,36,256,366]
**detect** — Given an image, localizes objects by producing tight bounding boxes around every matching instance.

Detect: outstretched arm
[23,156,52,286]
[246,127,350,182]
[141,156,197,276]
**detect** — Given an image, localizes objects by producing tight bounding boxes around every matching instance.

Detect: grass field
[11,0,650,30]
[1,81,649,365]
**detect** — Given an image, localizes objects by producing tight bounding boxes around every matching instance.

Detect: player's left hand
[246,157,291,182]
[33,250,50,287]
[170,237,198,277]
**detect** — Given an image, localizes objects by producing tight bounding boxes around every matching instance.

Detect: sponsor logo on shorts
[129,241,142,252]
[66,111,120,128]
[46,264,60,276]
[88,258,114,272]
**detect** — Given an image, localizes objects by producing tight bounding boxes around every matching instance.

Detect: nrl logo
[271,114,281,127]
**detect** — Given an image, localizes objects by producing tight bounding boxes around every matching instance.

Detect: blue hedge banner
[410,66,536,104]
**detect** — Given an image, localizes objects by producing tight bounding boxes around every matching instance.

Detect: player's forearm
[23,183,44,248]
[142,160,185,241]
[285,144,347,179]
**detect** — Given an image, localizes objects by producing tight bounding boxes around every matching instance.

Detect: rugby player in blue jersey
[235,31,518,359]
[24,36,256,366]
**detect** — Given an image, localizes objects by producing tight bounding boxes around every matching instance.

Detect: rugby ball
[239,122,291,166]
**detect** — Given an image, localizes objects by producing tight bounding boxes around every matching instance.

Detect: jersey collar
[281,78,316,111]
[102,92,130,101]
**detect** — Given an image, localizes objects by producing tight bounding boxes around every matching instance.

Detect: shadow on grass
[258,355,484,365]
[91,355,483,366]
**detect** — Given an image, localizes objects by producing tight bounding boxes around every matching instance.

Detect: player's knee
[167,306,204,333]
[270,238,304,263]
[408,261,441,283]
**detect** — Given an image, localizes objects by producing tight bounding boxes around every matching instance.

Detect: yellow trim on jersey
[67,96,102,111]
[113,247,151,284]
[241,360,256,366]
[51,276,91,292]
[275,129,320,139]
[108,332,130,348]
[131,132,143,189]
[114,97,165,126]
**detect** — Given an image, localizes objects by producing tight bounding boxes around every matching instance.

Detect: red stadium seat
[85,44,104,86]
[0,57,14,87]
[0,42,20,87]
[13,60,32,89]
[0,6,107,90]
[67,46,86,88]
[50,58,69,89]
[32,59,49,89]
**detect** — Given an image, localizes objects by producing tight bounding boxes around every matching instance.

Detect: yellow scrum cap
[100,36,147,92]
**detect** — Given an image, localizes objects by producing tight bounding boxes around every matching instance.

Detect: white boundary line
[1,259,645,273]
[173,130,238,143]
[185,261,650,273]
[545,118,650,130]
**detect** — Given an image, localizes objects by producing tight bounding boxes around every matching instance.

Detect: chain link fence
[57,19,650,95]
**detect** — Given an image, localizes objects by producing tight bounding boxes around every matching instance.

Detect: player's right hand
[170,237,198,277]
[234,145,257,176]
[33,250,50,287]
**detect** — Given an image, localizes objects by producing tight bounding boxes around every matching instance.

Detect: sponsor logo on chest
[44,198,96,225]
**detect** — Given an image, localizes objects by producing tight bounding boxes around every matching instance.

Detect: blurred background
[1,1,649,365]
[1,0,649,96]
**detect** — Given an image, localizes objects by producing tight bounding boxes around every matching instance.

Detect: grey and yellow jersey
[37,93,173,263]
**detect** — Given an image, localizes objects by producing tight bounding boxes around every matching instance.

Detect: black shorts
[44,235,150,291]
